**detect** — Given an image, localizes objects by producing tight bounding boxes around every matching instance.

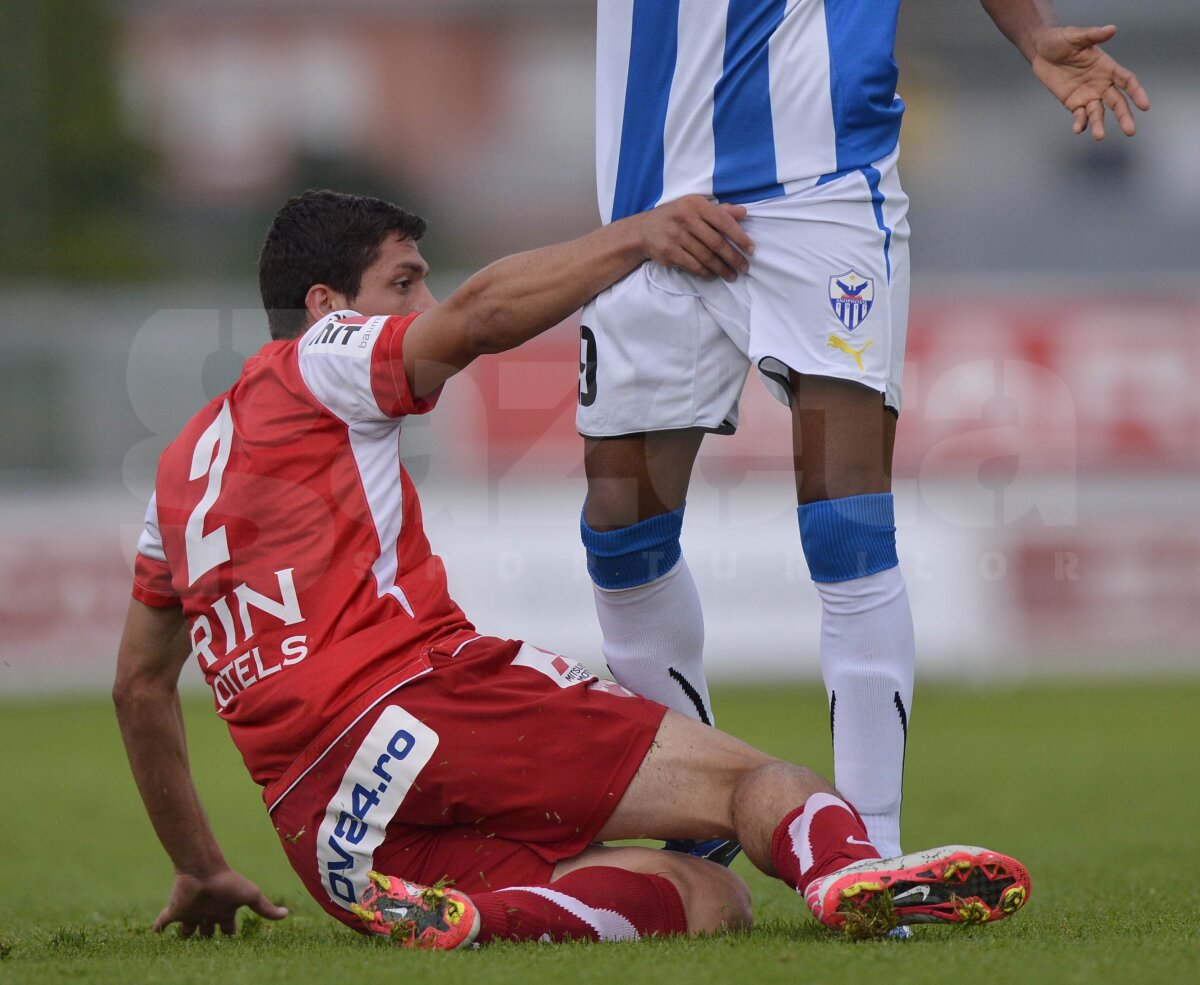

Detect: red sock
[472,866,687,943]
[770,792,882,892]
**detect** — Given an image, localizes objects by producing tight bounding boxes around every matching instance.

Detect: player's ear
[304,284,346,325]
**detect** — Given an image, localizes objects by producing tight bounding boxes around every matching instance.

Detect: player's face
[349,234,436,317]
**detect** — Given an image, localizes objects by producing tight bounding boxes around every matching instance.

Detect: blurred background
[1,0,1197,693]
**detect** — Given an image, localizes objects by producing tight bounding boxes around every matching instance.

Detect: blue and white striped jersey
[596,0,904,222]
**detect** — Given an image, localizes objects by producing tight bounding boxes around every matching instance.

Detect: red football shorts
[264,635,668,929]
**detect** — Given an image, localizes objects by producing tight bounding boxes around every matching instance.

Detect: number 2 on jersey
[185,400,234,585]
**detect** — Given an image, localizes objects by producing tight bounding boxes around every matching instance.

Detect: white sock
[592,556,712,724]
[815,565,914,858]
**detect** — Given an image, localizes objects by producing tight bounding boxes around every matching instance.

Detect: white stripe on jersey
[768,1,836,195]
[660,8,723,203]
[298,309,416,618]
[596,3,634,222]
[347,421,416,618]
[137,492,168,562]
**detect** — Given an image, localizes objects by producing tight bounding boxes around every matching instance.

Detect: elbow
[112,673,173,737]
[112,660,130,710]
[112,662,159,717]
[112,674,137,717]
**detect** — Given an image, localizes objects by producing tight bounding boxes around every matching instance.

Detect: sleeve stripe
[136,492,168,562]
[297,311,389,423]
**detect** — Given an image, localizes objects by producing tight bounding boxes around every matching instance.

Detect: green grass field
[2,679,1198,984]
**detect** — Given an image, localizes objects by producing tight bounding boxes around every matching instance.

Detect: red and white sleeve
[131,493,179,608]
[297,311,441,423]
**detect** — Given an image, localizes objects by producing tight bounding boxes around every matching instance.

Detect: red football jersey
[132,311,474,785]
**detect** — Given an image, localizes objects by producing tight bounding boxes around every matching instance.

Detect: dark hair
[258,189,427,340]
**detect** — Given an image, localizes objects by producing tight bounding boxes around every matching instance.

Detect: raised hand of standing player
[1029,25,1149,139]
[981,3,1149,141]
[154,869,289,937]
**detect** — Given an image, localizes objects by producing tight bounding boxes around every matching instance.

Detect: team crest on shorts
[829,269,875,331]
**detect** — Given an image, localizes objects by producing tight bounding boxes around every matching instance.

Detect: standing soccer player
[578,0,1148,860]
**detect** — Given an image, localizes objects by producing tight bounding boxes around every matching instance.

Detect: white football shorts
[577,149,910,437]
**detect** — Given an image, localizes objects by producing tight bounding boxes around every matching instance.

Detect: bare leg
[789,372,895,504]
[572,711,1031,938]
[583,429,705,529]
[594,711,836,876]
[540,710,834,935]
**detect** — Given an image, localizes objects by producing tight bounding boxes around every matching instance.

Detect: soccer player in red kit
[115,190,1030,948]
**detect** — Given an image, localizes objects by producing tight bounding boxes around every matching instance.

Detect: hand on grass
[154,869,288,937]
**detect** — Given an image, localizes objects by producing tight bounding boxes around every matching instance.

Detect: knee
[693,863,754,935]
[729,761,836,874]
[660,856,753,935]
[732,761,831,822]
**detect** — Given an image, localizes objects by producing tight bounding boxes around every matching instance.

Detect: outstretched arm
[113,600,288,936]
[401,195,753,398]
[981,0,1149,139]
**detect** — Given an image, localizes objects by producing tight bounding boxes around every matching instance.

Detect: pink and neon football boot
[351,871,480,950]
[805,845,1031,939]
